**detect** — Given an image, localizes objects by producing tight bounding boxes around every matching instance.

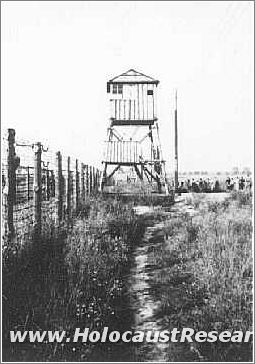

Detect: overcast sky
[1,1,254,172]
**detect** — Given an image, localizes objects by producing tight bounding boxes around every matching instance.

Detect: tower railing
[103,141,141,164]
[110,99,156,123]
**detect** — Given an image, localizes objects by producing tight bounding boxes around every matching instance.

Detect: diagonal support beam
[134,164,143,181]
[141,165,151,183]
[139,130,152,144]
[111,130,123,141]
[143,166,158,182]
[143,166,162,193]
[107,164,121,180]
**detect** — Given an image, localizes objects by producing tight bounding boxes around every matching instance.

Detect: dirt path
[128,200,193,361]
[128,215,169,361]
[128,194,226,361]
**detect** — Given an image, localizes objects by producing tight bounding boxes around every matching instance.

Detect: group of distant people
[175,175,252,193]
[225,176,252,191]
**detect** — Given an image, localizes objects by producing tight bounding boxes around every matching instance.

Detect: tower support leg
[100,163,108,192]
[157,178,162,194]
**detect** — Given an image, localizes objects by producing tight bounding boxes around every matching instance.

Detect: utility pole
[34,142,42,240]
[7,129,17,237]
[56,151,63,223]
[174,90,178,192]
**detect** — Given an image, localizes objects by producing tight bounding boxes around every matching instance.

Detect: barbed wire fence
[2,128,101,244]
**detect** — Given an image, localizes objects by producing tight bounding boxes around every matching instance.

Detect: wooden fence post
[34,142,42,239]
[95,169,99,191]
[67,156,71,218]
[93,167,96,191]
[94,169,97,191]
[85,165,89,196]
[96,169,99,191]
[90,166,94,194]
[56,151,63,223]
[27,167,30,202]
[91,166,93,192]
[75,159,80,211]
[46,163,50,200]
[81,163,85,203]
[7,128,17,237]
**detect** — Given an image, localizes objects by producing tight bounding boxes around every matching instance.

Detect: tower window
[113,84,118,94]
[147,90,153,95]
[118,84,123,94]
[112,84,123,94]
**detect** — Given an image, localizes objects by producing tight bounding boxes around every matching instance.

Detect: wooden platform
[111,119,156,126]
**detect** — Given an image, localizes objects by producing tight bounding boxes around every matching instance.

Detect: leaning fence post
[7,128,17,237]
[67,156,71,218]
[34,142,42,239]
[56,151,63,223]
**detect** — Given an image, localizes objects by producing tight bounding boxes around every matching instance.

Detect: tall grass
[2,195,143,362]
[152,190,253,361]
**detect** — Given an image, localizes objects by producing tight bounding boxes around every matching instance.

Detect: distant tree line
[179,167,251,176]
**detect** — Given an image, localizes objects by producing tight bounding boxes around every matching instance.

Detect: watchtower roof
[109,69,159,84]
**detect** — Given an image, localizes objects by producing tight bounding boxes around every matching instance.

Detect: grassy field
[150,190,253,361]
[2,190,253,362]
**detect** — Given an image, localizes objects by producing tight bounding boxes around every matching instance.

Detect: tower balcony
[103,141,141,164]
[110,99,157,126]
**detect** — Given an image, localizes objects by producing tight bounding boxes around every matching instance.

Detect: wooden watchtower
[101,69,168,194]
